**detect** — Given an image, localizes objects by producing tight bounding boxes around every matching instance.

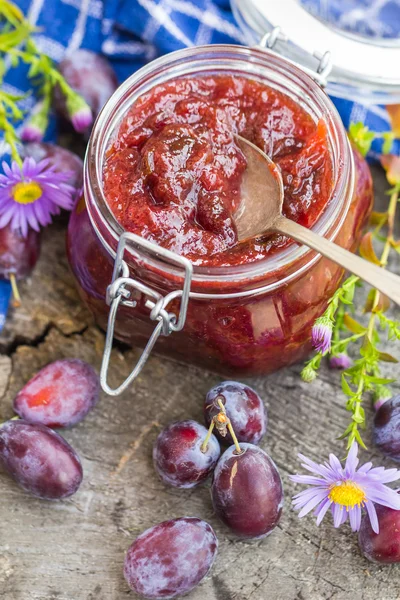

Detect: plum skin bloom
[291,443,400,533]
[0,158,75,237]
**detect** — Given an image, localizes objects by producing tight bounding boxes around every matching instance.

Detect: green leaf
[360,337,376,358]
[382,131,395,155]
[377,351,399,363]
[343,313,366,334]
[364,289,391,314]
[341,374,354,397]
[359,232,381,265]
[348,122,376,157]
[367,376,396,385]
[353,429,368,450]
[352,404,365,424]
[338,423,354,439]
[369,211,388,227]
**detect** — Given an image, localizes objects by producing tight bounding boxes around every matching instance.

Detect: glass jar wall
[67,45,373,377]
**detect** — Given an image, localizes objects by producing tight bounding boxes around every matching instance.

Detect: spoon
[233,134,400,306]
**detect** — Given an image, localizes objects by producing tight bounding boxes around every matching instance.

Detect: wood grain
[0,166,399,600]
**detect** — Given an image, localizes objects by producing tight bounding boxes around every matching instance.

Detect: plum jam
[67,46,373,386]
[103,76,333,267]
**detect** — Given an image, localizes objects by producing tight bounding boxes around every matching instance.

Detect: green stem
[201,420,215,454]
[346,187,399,449]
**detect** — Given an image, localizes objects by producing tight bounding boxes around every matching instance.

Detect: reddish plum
[0,419,82,499]
[22,143,83,189]
[359,495,400,563]
[0,225,41,280]
[153,420,220,488]
[124,517,218,598]
[13,359,99,428]
[54,50,118,123]
[374,395,400,461]
[205,381,266,445]
[211,443,283,538]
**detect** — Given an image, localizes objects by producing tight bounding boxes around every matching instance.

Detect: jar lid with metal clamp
[231,0,400,105]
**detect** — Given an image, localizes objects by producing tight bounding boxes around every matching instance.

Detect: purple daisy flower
[329,353,352,370]
[312,316,332,354]
[291,443,400,533]
[0,158,75,237]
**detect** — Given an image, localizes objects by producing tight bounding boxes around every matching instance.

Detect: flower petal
[332,503,345,528]
[365,501,379,534]
[344,442,359,477]
[349,505,362,531]
[315,498,331,525]
[298,489,328,518]
[364,485,400,510]
[290,474,328,486]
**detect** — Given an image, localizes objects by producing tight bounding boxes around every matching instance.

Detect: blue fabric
[0,0,399,331]
[300,0,400,40]
[0,280,12,331]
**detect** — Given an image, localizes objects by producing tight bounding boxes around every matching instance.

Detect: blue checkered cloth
[0,0,399,331]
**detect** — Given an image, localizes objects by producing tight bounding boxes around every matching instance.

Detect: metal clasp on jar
[100,232,193,396]
[257,27,332,88]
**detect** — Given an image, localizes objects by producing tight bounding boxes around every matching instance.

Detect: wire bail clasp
[100,232,193,396]
[257,26,332,88]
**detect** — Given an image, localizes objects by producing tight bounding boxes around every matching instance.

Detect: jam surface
[103,76,333,267]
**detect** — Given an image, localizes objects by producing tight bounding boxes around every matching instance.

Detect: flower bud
[66,93,93,133]
[329,353,352,370]
[21,102,47,143]
[312,316,333,354]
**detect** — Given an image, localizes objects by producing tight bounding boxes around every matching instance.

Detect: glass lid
[231,0,400,104]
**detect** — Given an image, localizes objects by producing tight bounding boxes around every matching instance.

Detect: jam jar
[67,44,373,394]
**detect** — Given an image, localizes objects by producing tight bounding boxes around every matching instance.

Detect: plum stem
[201,420,215,453]
[216,398,242,455]
[9,273,21,307]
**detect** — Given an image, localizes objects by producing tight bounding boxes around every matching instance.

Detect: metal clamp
[100,232,193,396]
[257,26,333,88]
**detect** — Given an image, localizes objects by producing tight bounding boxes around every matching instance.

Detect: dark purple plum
[211,443,283,539]
[374,395,400,461]
[359,494,400,563]
[54,50,118,122]
[22,142,83,190]
[13,359,99,428]
[0,419,83,499]
[153,420,220,488]
[0,225,41,280]
[124,517,218,598]
[205,381,266,445]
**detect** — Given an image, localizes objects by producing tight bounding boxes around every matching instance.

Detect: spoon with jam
[234,135,400,306]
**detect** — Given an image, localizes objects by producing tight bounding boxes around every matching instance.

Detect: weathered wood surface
[0,166,399,600]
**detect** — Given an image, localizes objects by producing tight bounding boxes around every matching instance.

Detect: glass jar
[67,44,373,393]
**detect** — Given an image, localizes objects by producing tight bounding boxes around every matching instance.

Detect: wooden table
[0,166,399,600]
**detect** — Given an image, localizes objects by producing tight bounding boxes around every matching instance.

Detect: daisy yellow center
[328,480,366,508]
[12,181,43,205]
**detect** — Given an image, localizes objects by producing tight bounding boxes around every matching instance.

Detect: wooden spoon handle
[275,216,400,306]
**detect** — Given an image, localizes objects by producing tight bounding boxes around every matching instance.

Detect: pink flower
[70,106,93,133]
[312,316,332,354]
[21,124,44,143]
[329,353,352,370]
[65,93,93,133]
[0,158,75,237]
[291,443,400,534]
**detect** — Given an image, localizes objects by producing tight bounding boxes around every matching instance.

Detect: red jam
[103,76,333,267]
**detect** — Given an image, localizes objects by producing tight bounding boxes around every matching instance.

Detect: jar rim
[85,43,354,294]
